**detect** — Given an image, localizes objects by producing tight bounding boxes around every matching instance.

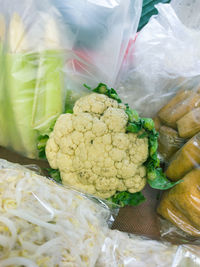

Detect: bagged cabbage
[0,159,111,267]
[0,0,142,159]
[0,0,65,159]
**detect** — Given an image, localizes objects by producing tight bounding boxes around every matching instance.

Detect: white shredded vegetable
[0,159,180,267]
[0,160,109,267]
[96,230,178,267]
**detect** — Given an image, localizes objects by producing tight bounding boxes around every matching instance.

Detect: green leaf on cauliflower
[148,168,181,190]
[37,134,49,159]
[47,168,62,184]
[85,83,122,103]
[108,191,146,207]
[125,108,140,122]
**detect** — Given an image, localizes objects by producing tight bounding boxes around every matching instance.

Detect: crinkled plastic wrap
[0,0,142,159]
[116,0,200,240]
[118,2,200,118]
[157,168,200,239]
[97,229,200,266]
[1,159,199,266]
[172,245,200,266]
[96,230,177,267]
[156,91,200,239]
[0,0,66,159]
[0,159,112,267]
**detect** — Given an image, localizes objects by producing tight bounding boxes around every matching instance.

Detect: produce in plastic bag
[0,0,65,159]
[124,0,200,240]
[157,125,185,161]
[172,245,200,266]
[155,88,200,177]
[97,231,200,266]
[157,168,200,237]
[0,160,199,266]
[0,0,142,159]
[157,90,200,130]
[0,159,111,267]
[96,230,177,267]
[165,133,200,181]
[155,88,200,164]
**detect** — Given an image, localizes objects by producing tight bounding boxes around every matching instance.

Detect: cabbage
[0,13,64,158]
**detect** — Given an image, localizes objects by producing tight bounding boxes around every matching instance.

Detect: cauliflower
[46,92,149,199]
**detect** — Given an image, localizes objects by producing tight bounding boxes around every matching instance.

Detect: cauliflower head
[46,93,149,199]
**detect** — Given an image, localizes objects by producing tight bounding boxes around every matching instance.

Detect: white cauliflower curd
[46,93,149,198]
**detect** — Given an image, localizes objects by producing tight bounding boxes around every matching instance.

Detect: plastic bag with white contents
[0,0,142,159]
[96,230,177,267]
[0,159,113,267]
[172,245,200,266]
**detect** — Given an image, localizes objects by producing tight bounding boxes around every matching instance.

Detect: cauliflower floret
[112,133,129,149]
[45,133,59,169]
[117,162,138,178]
[73,93,118,115]
[95,177,119,191]
[73,113,93,132]
[46,93,149,199]
[109,148,126,162]
[129,137,148,165]
[53,114,73,144]
[102,107,128,132]
[92,121,108,136]
[128,177,146,193]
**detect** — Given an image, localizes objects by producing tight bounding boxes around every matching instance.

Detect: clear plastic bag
[0,0,142,159]
[157,168,200,238]
[97,229,200,266]
[96,229,177,267]
[1,161,199,266]
[0,159,113,267]
[118,3,200,118]
[172,245,200,266]
[117,1,200,240]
